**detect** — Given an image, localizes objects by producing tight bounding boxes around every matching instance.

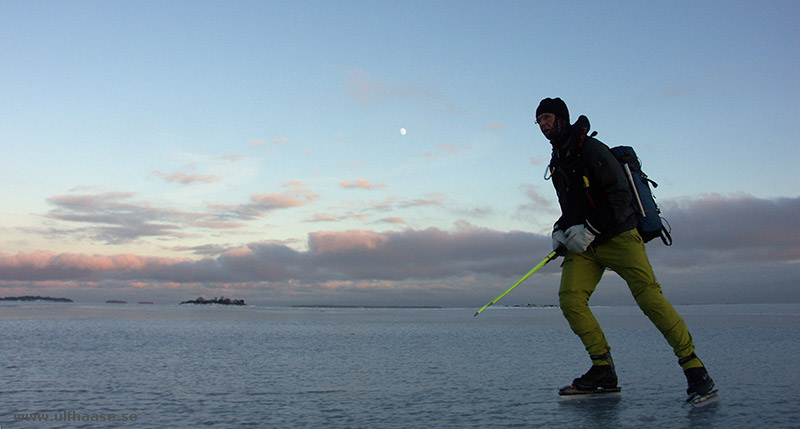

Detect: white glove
[564,224,596,253]
[552,229,567,252]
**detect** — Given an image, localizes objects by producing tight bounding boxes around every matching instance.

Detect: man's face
[536,113,556,139]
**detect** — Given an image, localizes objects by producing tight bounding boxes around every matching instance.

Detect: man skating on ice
[536,97,715,400]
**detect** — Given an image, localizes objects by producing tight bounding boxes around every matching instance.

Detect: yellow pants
[559,229,695,363]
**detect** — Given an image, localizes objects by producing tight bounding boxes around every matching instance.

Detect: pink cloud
[250,193,306,209]
[378,217,406,224]
[303,213,369,223]
[0,251,190,281]
[158,172,221,185]
[207,181,319,221]
[187,220,247,229]
[2,195,799,306]
[439,143,461,154]
[308,230,390,254]
[340,178,386,190]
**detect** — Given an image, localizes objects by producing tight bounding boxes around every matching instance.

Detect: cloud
[459,206,494,218]
[346,68,458,112]
[417,143,472,159]
[42,181,320,244]
[210,181,319,221]
[155,171,221,185]
[329,192,491,226]
[302,213,369,223]
[250,137,290,150]
[0,251,190,282]
[229,194,306,217]
[377,217,406,224]
[519,184,553,207]
[152,152,255,190]
[4,194,798,306]
[219,153,244,162]
[0,226,545,285]
[515,184,559,221]
[305,224,543,281]
[648,194,800,266]
[309,230,390,254]
[45,192,190,243]
[397,194,446,208]
[347,68,413,105]
[186,220,247,230]
[340,178,386,190]
[169,244,235,256]
[530,157,546,166]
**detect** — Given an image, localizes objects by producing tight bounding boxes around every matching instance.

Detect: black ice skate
[681,353,718,406]
[559,353,620,396]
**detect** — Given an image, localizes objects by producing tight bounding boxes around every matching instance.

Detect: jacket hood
[552,115,591,153]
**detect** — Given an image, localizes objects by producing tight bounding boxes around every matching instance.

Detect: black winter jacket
[548,125,636,244]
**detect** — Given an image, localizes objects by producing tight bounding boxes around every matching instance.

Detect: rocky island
[180,296,246,306]
[0,295,73,302]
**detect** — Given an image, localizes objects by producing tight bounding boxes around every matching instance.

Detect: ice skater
[535,97,715,403]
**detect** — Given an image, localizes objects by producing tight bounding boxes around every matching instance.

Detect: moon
[400,128,407,135]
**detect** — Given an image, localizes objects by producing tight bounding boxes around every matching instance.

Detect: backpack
[608,145,673,245]
[553,115,673,246]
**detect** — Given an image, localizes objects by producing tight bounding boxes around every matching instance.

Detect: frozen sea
[1,302,798,428]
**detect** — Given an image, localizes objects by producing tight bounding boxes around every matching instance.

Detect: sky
[1,1,798,307]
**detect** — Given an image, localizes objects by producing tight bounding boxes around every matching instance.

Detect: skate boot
[559,353,619,396]
[680,353,717,404]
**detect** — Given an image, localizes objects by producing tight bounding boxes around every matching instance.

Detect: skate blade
[687,389,718,407]
[559,385,621,397]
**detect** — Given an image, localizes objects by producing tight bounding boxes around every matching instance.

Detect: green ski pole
[474,250,561,317]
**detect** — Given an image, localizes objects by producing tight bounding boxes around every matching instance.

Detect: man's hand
[564,224,596,253]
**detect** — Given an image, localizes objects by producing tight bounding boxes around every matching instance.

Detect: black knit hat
[536,97,569,123]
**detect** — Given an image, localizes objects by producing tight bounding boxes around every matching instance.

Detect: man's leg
[558,250,620,391]
[559,251,608,361]
[597,230,696,362]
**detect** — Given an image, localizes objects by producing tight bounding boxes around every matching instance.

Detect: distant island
[106,300,127,304]
[180,296,246,306]
[0,295,73,302]
[507,304,559,308]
